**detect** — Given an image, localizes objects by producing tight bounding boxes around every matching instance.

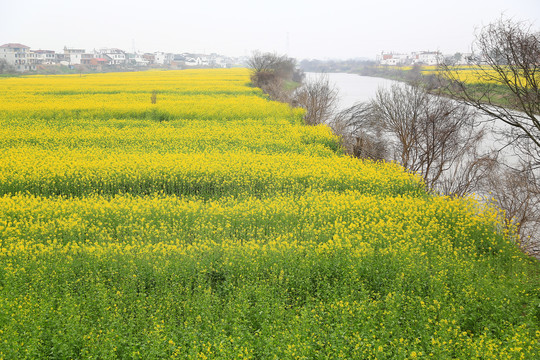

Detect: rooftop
[0,43,30,49]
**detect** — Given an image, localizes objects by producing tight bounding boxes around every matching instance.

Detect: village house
[55,53,66,64]
[96,48,126,65]
[25,51,39,68]
[142,53,155,65]
[80,53,95,65]
[84,57,109,71]
[182,54,210,67]
[154,52,174,65]
[125,53,149,67]
[212,56,231,68]
[185,57,202,66]
[64,47,85,65]
[412,51,443,66]
[33,50,56,65]
[377,51,443,66]
[184,57,201,66]
[170,54,186,68]
[377,52,411,66]
[1,42,242,72]
[0,43,35,72]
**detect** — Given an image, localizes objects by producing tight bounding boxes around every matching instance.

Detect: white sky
[1,0,538,59]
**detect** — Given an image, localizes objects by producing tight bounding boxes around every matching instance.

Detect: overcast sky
[1,0,538,59]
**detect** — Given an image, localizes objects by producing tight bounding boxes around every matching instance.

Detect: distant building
[143,53,155,64]
[377,52,411,66]
[134,54,149,66]
[97,48,126,65]
[0,43,34,72]
[184,57,202,66]
[212,55,231,68]
[91,58,110,66]
[26,50,39,68]
[80,53,95,65]
[170,54,186,68]
[154,52,174,65]
[182,54,210,67]
[412,51,443,66]
[33,50,56,65]
[64,47,85,65]
[0,42,244,72]
[55,53,66,64]
[377,51,443,66]
[126,53,149,67]
[84,57,109,70]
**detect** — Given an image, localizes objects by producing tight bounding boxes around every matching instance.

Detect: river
[305,72,398,110]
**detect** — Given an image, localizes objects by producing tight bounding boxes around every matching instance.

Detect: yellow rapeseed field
[422,65,538,87]
[0,69,538,359]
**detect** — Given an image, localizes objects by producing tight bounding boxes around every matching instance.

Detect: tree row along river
[314,72,519,164]
[317,72,538,254]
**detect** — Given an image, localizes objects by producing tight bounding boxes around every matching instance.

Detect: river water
[305,72,398,110]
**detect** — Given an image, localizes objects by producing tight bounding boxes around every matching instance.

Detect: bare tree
[437,153,498,198]
[438,17,540,256]
[375,84,487,191]
[484,164,540,257]
[340,83,489,194]
[247,51,287,74]
[294,74,339,126]
[330,103,387,160]
[440,17,540,165]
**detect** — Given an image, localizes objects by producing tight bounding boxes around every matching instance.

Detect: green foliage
[0,69,538,359]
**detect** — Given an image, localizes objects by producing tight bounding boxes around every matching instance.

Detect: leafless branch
[294,74,339,126]
[440,17,540,164]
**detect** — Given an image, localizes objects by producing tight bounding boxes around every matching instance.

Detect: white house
[0,43,34,72]
[184,57,202,66]
[26,51,40,68]
[212,55,231,68]
[378,52,410,66]
[377,51,444,66]
[64,47,85,65]
[126,53,149,66]
[154,52,174,65]
[96,48,126,65]
[200,56,210,66]
[412,51,443,66]
[33,50,56,65]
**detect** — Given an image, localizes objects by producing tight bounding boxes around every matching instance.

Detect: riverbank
[347,65,526,112]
